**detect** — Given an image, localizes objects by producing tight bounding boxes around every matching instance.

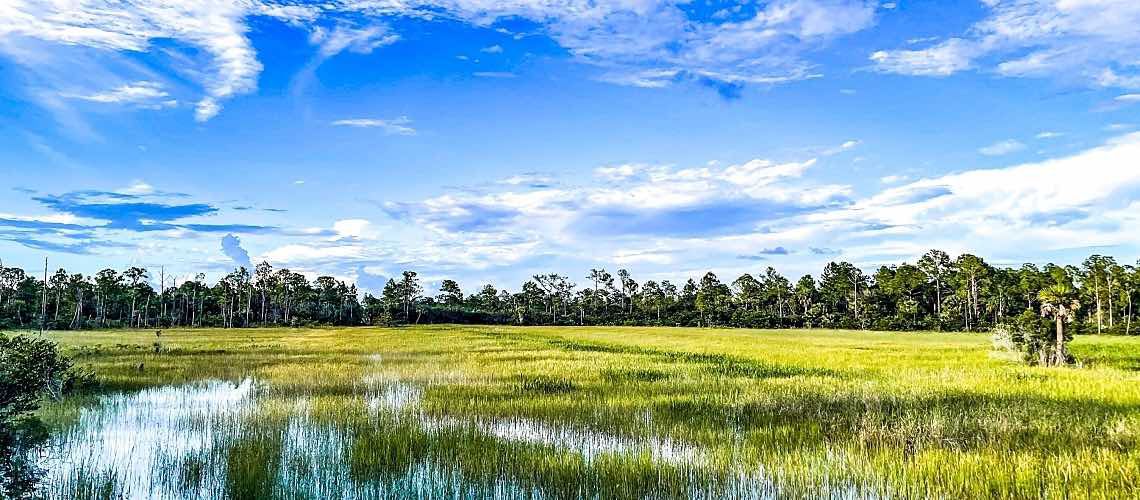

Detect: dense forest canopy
[0,251,1136,335]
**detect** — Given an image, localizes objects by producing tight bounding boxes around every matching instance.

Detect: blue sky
[1,0,1139,293]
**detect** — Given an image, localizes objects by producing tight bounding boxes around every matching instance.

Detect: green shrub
[1,334,94,498]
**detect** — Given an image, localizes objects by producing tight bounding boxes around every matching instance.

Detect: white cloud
[331,117,416,135]
[61,81,176,109]
[118,180,155,196]
[498,173,554,187]
[978,139,1025,156]
[596,69,681,88]
[309,23,399,58]
[372,133,1140,278]
[870,38,977,76]
[1116,94,1140,103]
[830,133,1140,252]
[346,0,882,89]
[0,0,313,122]
[25,134,1136,288]
[388,154,843,254]
[820,139,860,156]
[1098,69,1140,89]
[870,0,1140,89]
[264,243,365,264]
[1,0,885,124]
[480,44,502,54]
[473,71,516,78]
[613,249,674,265]
[594,164,645,181]
[194,98,222,122]
[332,219,373,240]
[1035,131,1063,139]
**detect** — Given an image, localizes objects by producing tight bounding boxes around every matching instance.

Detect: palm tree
[1039,284,1080,366]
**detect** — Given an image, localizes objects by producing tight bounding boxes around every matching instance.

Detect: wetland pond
[35,377,792,499]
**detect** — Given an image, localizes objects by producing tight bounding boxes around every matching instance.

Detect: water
[422,416,703,465]
[40,379,257,499]
[37,377,777,499]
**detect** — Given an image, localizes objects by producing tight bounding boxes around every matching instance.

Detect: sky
[1,0,1139,294]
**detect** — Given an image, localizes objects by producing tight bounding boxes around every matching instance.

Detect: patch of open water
[40,379,256,499]
[37,376,800,499]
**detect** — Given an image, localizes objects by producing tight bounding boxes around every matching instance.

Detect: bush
[991,324,1017,353]
[1,334,95,498]
[1,335,75,419]
[995,310,1075,366]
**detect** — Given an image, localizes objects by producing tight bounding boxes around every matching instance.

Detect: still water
[37,378,786,499]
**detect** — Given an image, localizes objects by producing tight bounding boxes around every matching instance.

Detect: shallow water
[40,379,257,499]
[37,377,782,499]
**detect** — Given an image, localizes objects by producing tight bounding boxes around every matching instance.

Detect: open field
[31,326,1140,499]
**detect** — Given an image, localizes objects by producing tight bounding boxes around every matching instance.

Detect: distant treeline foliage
[0,251,1136,335]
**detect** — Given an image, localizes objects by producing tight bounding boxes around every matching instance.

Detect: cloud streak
[978,139,1025,157]
[61,80,177,109]
[331,117,416,135]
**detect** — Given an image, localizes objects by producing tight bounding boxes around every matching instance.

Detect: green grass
[31,326,1140,499]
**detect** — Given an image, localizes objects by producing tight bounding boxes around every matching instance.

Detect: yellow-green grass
[33,326,1140,499]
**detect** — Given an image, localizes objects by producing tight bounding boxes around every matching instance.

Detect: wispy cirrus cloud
[3,236,127,255]
[473,71,516,79]
[0,0,318,122]
[309,23,399,58]
[870,38,977,77]
[870,0,1140,90]
[1,0,885,127]
[498,173,556,189]
[0,213,110,255]
[60,80,177,109]
[331,117,416,135]
[978,139,1025,156]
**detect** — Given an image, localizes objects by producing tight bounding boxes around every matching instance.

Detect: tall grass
[32,325,1140,499]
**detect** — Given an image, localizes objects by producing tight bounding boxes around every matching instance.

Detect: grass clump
[515,375,577,394]
[600,368,669,383]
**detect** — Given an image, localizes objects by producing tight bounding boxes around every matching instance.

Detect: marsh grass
[600,368,669,383]
[516,375,578,394]
[30,325,1140,499]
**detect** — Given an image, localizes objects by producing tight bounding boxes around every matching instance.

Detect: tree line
[0,251,1137,338]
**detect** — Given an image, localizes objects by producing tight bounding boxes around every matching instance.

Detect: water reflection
[425,416,702,465]
[1,417,49,498]
[39,377,771,499]
[41,379,255,499]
